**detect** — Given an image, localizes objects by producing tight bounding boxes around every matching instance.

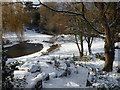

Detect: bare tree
[38,1,120,72]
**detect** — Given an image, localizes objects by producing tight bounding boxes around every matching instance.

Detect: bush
[95,53,105,61]
[72,54,80,61]
[80,56,92,62]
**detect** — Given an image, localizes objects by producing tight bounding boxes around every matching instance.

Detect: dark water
[5,43,43,58]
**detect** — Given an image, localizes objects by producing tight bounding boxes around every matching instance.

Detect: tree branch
[40,2,104,35]
[40,2,83,16]
[109,16,119,28]
[82,15,104,34]
[81,2,104,35]
[114,46,120,49]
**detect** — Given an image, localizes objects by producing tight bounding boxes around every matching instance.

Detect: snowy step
[26,73,49,89]
[14,70,30,79]
[29,65,41,73]
[43,66,88,88]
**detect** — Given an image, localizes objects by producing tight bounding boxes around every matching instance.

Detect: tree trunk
[101,17,115,72]
[102,16,115,72]
[88,37,93,55]
[96,3,116,72]
[79,33,84,57]
[88,43,92,55]
[74,34,81,57]
[85,36,93,55]
[103,40,115,72]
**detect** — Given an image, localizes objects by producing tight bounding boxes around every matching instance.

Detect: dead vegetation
[42,44,61,55]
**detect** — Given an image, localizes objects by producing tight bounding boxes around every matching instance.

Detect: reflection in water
[5,43,43,58]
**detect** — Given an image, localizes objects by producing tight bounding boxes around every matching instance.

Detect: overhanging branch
[39,1,104,35]
[109,16,119,28]
[40,2,83,16]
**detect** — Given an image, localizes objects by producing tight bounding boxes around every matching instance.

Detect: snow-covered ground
[3,30,120,89]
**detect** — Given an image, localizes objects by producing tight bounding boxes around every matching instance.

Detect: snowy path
[43,66,88,88]
[13,54,89,88]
